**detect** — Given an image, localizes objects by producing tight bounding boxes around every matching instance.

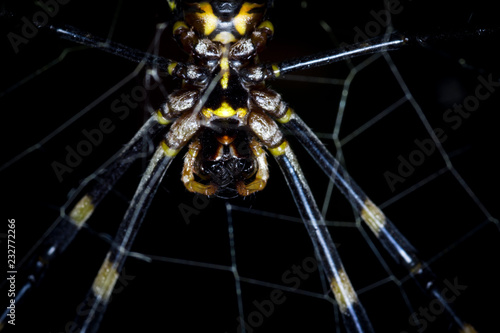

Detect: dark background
[1,1,499,332]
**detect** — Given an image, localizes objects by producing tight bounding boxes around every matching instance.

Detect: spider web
[1,0,499,332]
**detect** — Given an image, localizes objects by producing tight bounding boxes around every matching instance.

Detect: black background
[1,0,499,332]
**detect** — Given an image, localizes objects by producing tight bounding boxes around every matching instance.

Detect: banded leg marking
[74,143,178,332]
[91,254,119,304]
[282,112,478,332]
[330,268,359,313]
[0,116,166,329]
[69,195,95,228]
[274,143,374,333]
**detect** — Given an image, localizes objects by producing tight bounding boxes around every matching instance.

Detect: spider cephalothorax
[183,1,268,44]
[160,1,288,197]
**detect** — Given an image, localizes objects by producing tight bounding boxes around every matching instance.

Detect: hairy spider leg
[246,108,374,332]
[246,68,478,331]
[278,111,478,333]
[73,106,201,332]
[0,116,167,328]
[73,144,175,332]
[273,142,375,333]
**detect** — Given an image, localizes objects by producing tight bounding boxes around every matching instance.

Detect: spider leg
[280,110,478,332]
[182,139,217,195]
[248,110,374,333]
[0,115,166,328]
[273,141,374,333]
[236,138,269,196]
[241,34,406,83]
[241,27,500,83]
[48,24,209,83]
[44,19,500,85]
[274,35,404,77]
[73,108,200,333]
[73,143,176,333]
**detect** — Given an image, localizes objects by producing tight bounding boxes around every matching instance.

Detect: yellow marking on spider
[213,32,237,43]
[268,141,289,156]
[220,56,229,71]
[161,141,180,157]
[197,2,219,36]
[253,143,265,156]
[258,20,274,34]
[92,257,119,302]
[330,269,358,313]
[220,55,230,89]
[188,147,198,157]
[69,195,94,228]
[360,198,386,236]
[460,323,478,333]
[173,21,188,33]
[272,63,280,78]
[221,71,230,89]
[166,0,176,11]
[156,110,171,125]
[277,108,294,124]
[168,62,177,76]
[233,2,265,35]
[202,102,247,119]
[409,261,423,275]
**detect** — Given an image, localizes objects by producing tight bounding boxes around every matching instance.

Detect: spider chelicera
[1,0,498,332]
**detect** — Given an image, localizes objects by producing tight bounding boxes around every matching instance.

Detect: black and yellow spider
[1,0,499,332]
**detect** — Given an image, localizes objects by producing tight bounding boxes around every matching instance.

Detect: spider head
[193,124,260,198]
[183,1,270,43]
[200,156,256,198]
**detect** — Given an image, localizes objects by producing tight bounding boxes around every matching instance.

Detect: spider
[1,0,499,332]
